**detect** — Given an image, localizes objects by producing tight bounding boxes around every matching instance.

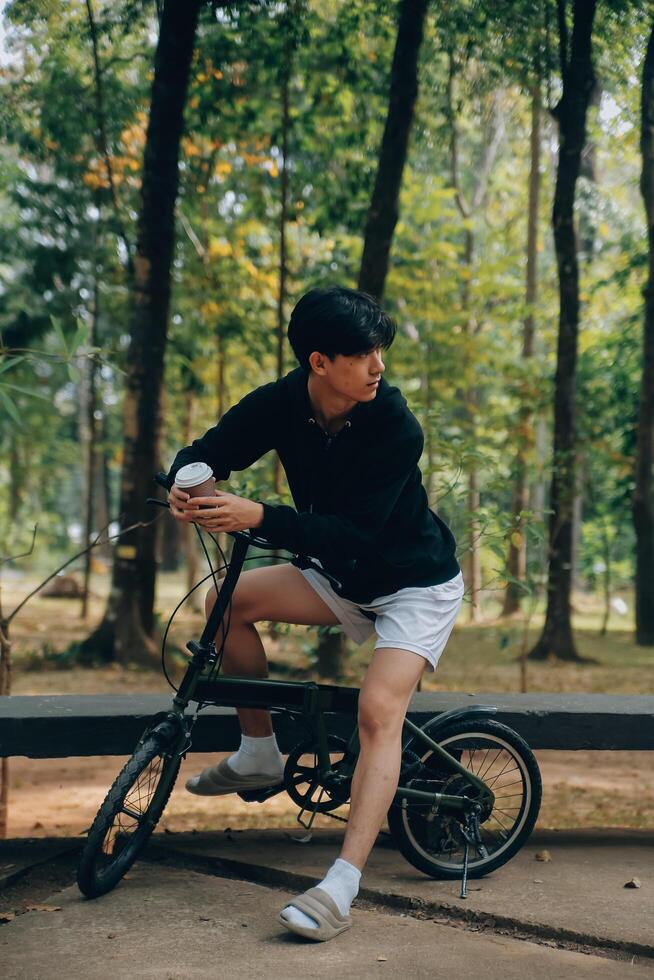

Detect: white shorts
[298,564,465,672]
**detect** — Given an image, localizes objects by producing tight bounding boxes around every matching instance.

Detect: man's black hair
[287,285,397,371]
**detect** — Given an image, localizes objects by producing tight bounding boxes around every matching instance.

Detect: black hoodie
[166,365,460,604]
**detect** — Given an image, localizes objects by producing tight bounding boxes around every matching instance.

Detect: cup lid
[175,461,214,488]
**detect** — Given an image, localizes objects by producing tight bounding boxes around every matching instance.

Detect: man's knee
[357,689,405,740]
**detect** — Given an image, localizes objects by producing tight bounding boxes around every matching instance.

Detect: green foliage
[0,0,650,615]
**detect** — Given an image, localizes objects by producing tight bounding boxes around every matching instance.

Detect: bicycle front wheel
[77,724,182,898]
[388,717,541,880]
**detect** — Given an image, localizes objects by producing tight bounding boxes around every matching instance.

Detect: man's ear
[308,350,328,376]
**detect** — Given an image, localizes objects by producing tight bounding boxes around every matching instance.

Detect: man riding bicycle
[165,284,464,942]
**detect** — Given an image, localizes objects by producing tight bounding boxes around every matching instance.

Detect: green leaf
[72,318,89,351]
[50,316,68,356]
[67,363,82,384]
[0,382,50,400]
[0,356,25,377]
[0,388,23,427]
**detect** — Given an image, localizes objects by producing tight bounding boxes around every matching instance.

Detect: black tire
[388,717,541,880]
[77,725,181,898]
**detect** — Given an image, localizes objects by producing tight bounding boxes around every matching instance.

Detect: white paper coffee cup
[174,461,215,497]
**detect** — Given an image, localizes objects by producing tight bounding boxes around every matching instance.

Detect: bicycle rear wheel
[77,722,182,898]
[388,718,541,880]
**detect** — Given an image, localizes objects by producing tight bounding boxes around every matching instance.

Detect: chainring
[284,735,349,813]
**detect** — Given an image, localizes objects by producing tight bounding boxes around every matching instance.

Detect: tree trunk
[357,0,428,300]
[81,260,100,619]
[78,0,200,664]
[181,390,201,610]
[313,0,428,677]
[159,500,181,571]
[0,592,10,838]
[94,419,112,562]
[422,335,436,506]
[273,52,290,500]
[570,447,584,595]
[316,628,343,681]
[270,35,292,590]
[528,0,597,662]
[571,80,600,593]
[503,82,541,616]
[633,23,654,646]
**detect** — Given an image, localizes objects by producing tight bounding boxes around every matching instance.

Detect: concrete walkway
[0,828,652,978]
[2,862,653,979]
[149,827,654,957]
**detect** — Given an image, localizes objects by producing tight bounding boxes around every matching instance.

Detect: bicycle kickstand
[460,840,470,899]
[459,806,486,900]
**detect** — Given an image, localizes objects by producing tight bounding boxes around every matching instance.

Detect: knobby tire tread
[77,732,180,898]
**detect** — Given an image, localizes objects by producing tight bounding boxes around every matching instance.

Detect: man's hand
[171,487,264,533]
[168,483,195,522]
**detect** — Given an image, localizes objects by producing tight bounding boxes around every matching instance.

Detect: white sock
[226,734,284,777]
[280,858,361,931]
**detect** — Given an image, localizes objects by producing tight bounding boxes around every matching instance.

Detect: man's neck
[307,373,356,433]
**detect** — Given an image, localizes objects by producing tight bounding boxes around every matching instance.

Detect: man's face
[310,345,385,402]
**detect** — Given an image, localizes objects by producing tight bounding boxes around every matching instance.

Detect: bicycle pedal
[237,784,284,803]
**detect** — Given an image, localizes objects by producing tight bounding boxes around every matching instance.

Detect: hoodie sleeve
[165,380,278,489]
[257,412,424,560]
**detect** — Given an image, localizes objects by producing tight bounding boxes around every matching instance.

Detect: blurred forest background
[2,0,654,838]
[1,0,654,686]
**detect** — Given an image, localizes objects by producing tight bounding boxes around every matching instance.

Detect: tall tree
[316,0,429,679]
[633,22,654,646]
[81,0,201,662]
[357,0,429,301]
[528,0,597,662]
[503,80,542,616]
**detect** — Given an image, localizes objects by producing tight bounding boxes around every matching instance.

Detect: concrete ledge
[2,691,654,757]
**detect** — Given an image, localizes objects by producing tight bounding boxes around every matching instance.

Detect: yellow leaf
[510,532,523,549]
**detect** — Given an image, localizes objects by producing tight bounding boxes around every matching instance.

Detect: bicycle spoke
[478,748,503,782]
[121,806,142,821]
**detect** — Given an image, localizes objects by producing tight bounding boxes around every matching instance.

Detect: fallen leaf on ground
[535,850,551,862]
[0,911,16,922]
[26,905,62,913]
[377,956,387,962]
[624,878,642,889]
[533,879,544,883]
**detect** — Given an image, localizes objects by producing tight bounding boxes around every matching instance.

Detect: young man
[166,285,464,942]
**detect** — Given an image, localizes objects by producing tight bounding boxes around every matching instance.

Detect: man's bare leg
[185,563,339,790]
[280,647,425,932]
[340,648,426,867]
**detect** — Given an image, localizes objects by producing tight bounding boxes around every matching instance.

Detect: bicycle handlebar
[151,472,343,592]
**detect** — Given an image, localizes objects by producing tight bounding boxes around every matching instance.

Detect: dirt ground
[3,571,654,837]
[7,746,654,840]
